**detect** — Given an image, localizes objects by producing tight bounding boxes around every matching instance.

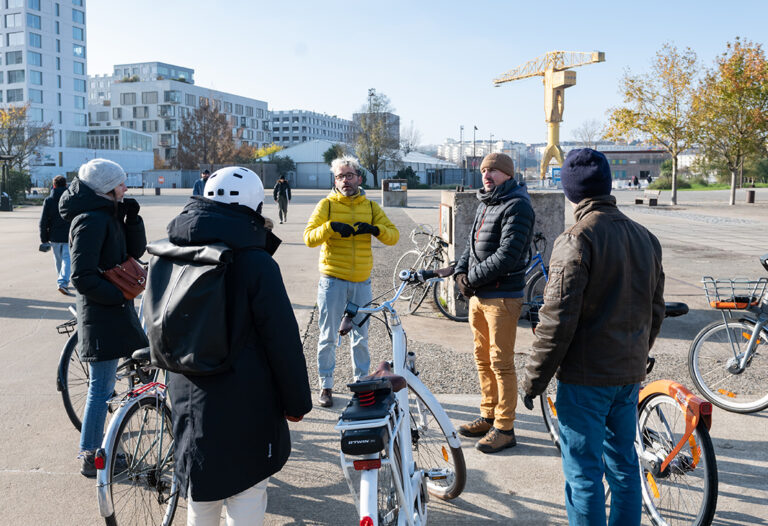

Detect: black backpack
[144,241,235,375]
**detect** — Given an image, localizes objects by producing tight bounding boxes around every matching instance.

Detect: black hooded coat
[58,178,148,361]
[161,197,312,501]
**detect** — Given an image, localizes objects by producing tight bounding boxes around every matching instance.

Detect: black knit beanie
[561,148,612,203]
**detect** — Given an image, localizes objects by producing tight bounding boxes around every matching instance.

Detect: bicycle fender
[402,370,462,449]
[639,380,713,473]
[95,394,154,517]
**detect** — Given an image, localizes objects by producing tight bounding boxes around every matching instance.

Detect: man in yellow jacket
[304,156,399,407]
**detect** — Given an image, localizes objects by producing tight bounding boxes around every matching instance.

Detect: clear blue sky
[87,0,767,146]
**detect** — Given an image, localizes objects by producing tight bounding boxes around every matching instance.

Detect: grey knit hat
[78,158,126,194]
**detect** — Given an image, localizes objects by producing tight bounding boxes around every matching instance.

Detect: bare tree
[0,104,53,170]
[354,90,400,187]
[177,101,235,169]
[400,121,421,155]
[571,119,603,149]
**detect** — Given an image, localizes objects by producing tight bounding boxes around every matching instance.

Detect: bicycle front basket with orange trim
[701,277,768,310]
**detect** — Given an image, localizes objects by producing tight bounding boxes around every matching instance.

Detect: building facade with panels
[88,61,271,165]
[0,0,92,183]
[270,109,352,147]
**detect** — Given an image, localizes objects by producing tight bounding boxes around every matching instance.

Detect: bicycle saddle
[664,302,689,318]
[360,361,406,392]
[131,347,151,363]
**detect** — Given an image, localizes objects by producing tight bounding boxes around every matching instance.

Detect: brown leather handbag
[102,257,147,300]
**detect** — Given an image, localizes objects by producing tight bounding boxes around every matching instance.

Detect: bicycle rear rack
[702,277,768,310]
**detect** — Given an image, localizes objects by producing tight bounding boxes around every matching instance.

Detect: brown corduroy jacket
[522,196,665,396]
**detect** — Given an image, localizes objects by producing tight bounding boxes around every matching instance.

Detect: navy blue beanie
[560,148,612,203]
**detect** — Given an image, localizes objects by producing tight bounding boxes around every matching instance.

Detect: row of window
[272,114,351,129]
[117,90,263,118]
[1,32,86,58]
[2,51,84,76]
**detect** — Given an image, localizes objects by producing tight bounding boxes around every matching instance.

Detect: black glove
[39,243,51,253]
[456,273,475,298]
[522,394,535,411]
[123,198,140,222]
[330,222,355,238]
[354,222,379,236]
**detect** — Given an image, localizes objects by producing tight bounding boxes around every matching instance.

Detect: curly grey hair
[330,155,360,175]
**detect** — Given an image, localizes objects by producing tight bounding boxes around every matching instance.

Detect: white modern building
[270,110,352,147]
[0,0,93,183]
[88,61,271,165]
[438,139,527,169]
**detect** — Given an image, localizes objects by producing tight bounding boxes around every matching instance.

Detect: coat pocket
[544,266,564,301]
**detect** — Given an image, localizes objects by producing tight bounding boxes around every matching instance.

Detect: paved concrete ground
[0,187,767,525]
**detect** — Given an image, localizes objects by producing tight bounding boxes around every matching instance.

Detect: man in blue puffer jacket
[454,153,535,453]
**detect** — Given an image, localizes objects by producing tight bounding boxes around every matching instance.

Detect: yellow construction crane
[494,51,605,179]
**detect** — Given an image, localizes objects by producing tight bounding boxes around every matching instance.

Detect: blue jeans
[556,381,641,526]
[317,276,372,389]
[51,242,71,288]
[79,359,119,452]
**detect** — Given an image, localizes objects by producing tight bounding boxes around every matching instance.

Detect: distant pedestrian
[59,159,149,478]
[192,169,211,196]
[632,175,639,188]
[39,175,72,295]
[273,175,291,223]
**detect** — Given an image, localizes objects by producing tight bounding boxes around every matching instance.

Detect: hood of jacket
[167,196,281,255]
[326,187,367,206]
[49,185,66,202]
[58,177,114,221]
[477,178,531,206]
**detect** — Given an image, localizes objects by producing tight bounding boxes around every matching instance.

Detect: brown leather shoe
[318,388,333,408]
[458,416,494,438]
[476,427,516,454]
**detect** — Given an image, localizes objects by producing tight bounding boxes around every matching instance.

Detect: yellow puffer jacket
[304,190,399,282]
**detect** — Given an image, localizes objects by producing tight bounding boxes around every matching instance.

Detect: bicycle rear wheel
[433,276,469,322]
[57,332,88,431]
[539,378,561,452]
[638,393,718,526]
[688,319,768,413]
[407,386,466,500]
[104,396,178,526]
[524,268,547,305]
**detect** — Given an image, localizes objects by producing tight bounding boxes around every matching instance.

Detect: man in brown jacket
[522,148,665,526]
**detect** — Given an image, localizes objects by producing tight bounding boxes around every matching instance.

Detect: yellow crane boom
[494,50,606,179]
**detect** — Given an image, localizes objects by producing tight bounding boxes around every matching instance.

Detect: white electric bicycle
[334,267,466,526]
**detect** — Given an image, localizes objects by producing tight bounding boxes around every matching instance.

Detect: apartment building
[88,61,271,165]
[271,109,352,147]
[0,0,92,183]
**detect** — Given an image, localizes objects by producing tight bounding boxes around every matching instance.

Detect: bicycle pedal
[425,469,449,480]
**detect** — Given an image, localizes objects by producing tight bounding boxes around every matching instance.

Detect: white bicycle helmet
[203,166,264,212]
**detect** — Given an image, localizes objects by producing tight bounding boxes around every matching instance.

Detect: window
[72,9,84,23]
[159,105,175,117]
[56,39,60,52]
[95,111,108,122]
[74,78,85,92]
[7,32,24,46]
[246,107,254,117]
[7,0,23,7]
[74,95,85,109]
[29,33,41,48]
[235,104,243,115]
[26,13,41,28]
[73,44,85,58]
[57,93,61,105]
[120,92,136,105]
[112,108,122,119]
[141,91,158,104]
[185,94,195,107]
[240,116,247,128]
[74,113,87,126]
[199,96,209,107]
[5,13,22,27]
[73,61,84,75]
[164,90,181,103]
[164,119,177,131]
[73,0,83,5]
[7,88,23,102]
[224,102,232,113]
[6,51,22,65]
[0,72,4,84]
[57,75,61,88]
[120,121,136,130]
[72,26,83,41]
[8,70,24,83]
[29,107,43,121]
[55,21,59,34]
[142,120,158,132]
[28,51,41,66]
[29,70,42,85]
[28,0,40,9]
[179,107,189,118]
[133,106,149,118]
[29,88,42,103]
[55,2,59,15]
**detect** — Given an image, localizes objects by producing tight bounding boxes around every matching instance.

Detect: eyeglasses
[334,172,357,181]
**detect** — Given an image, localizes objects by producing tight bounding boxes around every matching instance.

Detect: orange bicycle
[539,302,718,526]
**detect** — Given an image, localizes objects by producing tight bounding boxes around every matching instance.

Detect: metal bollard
[746,190,755,204]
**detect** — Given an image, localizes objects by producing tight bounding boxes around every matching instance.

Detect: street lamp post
[472,125,477,172]
[459,125,464,186]
[0,154,15,212]
[490,133,494,155]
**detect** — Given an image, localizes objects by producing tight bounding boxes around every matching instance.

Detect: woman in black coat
[59,159,148,477]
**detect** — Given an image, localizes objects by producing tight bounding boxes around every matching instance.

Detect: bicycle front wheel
[407,387,466,500]
[688,320,768,413]
[539,378,561,452]
[433,276,469,322]
[57,331,88,431]
[638,393,718,526]
[524,268,547,305]
[104,396,178,526]
[393,250,425,302]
